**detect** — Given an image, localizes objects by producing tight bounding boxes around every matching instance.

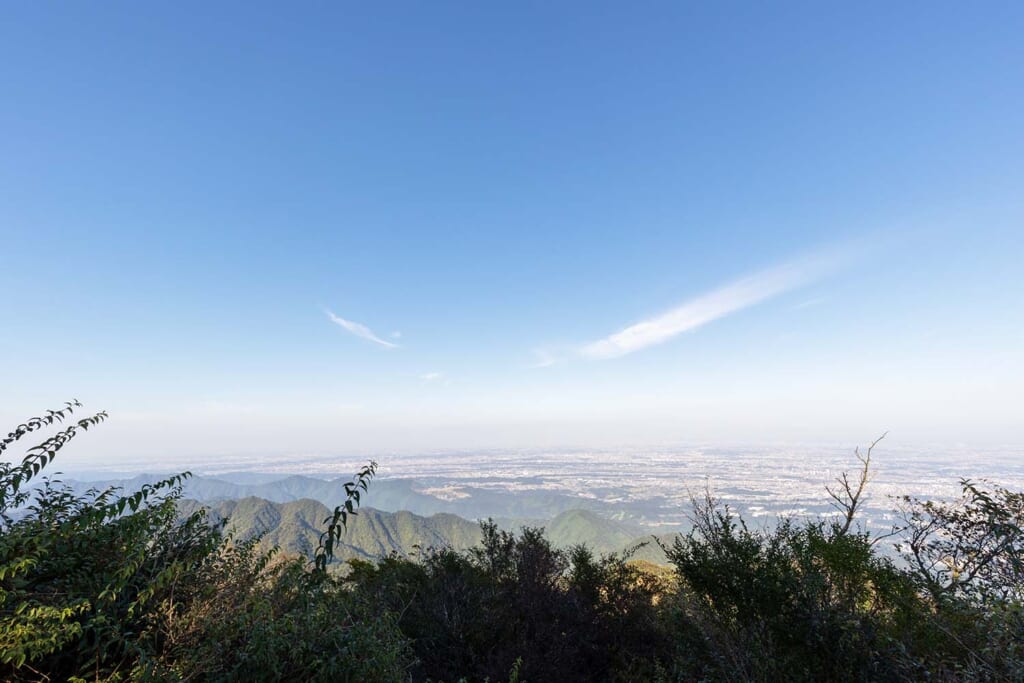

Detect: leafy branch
[1,400,83,456]
[1,401,108,518]
[313,460,378,573]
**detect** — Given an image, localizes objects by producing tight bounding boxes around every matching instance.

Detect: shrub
[347,521,669,682]
[141,540,412,682]
[896,479,1024,679]
[0,401,217,682]
[0,402,407,683]
[662,489,925,681]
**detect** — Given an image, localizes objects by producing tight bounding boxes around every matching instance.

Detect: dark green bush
[661,490,927,681]
[347,521,667,682]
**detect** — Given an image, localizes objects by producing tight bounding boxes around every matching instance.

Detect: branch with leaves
[0,401,108,516]
[313,460,378,573]
[896,479,1024,604]
[1,399,83,456]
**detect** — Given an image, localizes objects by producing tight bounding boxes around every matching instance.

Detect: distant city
[66,443,1024,533]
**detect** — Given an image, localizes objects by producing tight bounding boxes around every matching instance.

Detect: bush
[142,540,412,682]
[662,490,926,681]
[347,521,668,682]
[0,402,409,682]
[896,480,1024,679]
[0,401,218,682]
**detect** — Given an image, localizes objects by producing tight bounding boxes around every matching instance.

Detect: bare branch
[827,432,886,536]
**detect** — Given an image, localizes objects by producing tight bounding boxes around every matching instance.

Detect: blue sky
[2,2,1023,462]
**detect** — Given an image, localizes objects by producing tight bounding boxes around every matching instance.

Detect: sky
[2,2,1023,465]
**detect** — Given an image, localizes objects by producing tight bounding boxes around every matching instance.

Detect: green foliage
[898,479,1023,605]
[314,460,377,573]
[0,400,105,515]
[347,520,667,682]
[0,402,406,682]
[896,479,1024,679]
[182,496,484,563]
[140,537,412,682]
[662,490,924,681]
[1,402,217,681]
[650,451,1024,681]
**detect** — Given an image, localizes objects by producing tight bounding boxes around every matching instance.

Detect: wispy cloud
[793,296,826,310]
[527,349,561,369]
[420,372,443,382]
[326,310,399,348]
[580,253,840,360]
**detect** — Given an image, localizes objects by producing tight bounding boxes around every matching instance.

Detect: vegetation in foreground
[2,403,1022,681]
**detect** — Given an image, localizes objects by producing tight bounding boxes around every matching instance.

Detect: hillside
[178,497,484,562]
[542,508,642,552]
[176,496,664,563]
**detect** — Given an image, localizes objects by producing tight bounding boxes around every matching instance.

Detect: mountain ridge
[175,496,670,564]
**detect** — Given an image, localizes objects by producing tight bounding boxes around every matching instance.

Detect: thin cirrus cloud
[579,251,842,360]
[527,349,560,369]
[326,310,399,348]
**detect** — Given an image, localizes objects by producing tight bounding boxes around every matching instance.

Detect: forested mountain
[175,496,666,563]
[177,497,484,562]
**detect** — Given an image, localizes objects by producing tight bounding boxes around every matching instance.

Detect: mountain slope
[177,494,675,566]
[540,509,644,553]
[179,497,483,562]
